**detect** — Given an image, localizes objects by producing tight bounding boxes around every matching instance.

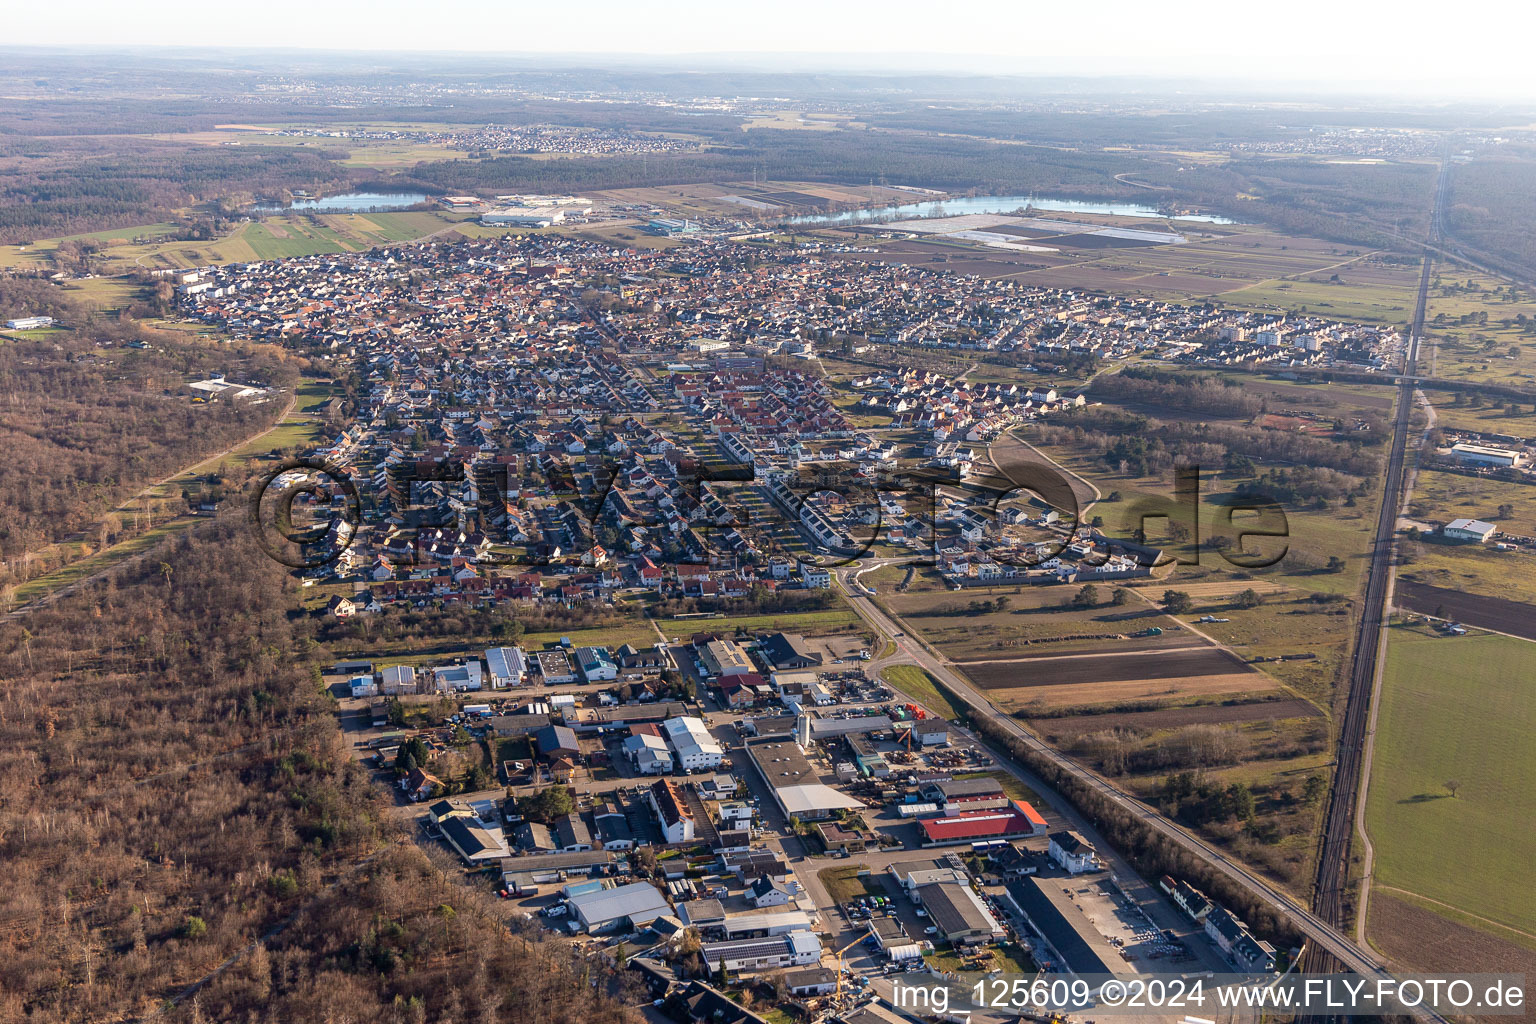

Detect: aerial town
[178,233,1425,613]
[7,29,1536,1024]
[164,230,1396,1020]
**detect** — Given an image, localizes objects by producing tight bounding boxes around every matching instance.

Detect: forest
[0,139,354,243]
[402,129,1145,202]
[1036,406,1383,485]
[0,278,300,584]
[1446,149,1536,280]
[0,518,641,1024]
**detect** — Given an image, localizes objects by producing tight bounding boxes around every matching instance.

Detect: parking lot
[1070,879,1200,969]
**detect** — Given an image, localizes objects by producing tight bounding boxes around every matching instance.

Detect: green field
[0,211,463,275]
[651,606,862,641]
[1424,391,1536,435]
[817,864,884,905]
[1402,543,1536,603]
[1364,629,1536,937]
[1217,276,1417,323]
[1407,468,1536,537]
[1424,272,1536,385]
[881,664,966,721]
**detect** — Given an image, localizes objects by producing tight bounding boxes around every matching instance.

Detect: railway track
[1305,154,1450,975]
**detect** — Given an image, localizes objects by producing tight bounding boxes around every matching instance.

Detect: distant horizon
[1,44,1531,104]
[6,0,1536,102]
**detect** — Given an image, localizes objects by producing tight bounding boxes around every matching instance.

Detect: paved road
[830,561,1447,1019]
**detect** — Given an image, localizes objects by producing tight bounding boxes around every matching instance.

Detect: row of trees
[960,692,1305,946]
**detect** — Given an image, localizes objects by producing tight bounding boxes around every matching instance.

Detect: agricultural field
[880,585,1284,710]
[963,645,1275,712]
[739,110,865,132]
[824,224,1422,320]
[881,585,1187,661]
[1394,580,1536,641]
[1164,588,1354,706]
[1400,542,1536,602]
[1368,892,1536,983]
[0,211,464,275]
[1364,628,1536,943]
[1027,696,1321,739]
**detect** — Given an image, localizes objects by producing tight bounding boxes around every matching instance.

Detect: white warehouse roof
[569,881,670,928]
[775,783,865,816]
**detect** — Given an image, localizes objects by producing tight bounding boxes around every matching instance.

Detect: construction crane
[833,931,868,1000]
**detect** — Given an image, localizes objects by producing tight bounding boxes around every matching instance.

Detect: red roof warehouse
[918,800,1048,846]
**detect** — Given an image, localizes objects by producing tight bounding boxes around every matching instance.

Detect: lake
[253,191,430,213]
[784,194,1238,226]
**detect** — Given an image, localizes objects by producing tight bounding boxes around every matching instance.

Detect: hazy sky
[11,0,1536,96]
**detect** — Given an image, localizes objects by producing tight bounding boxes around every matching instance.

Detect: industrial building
[719,909,813,940]
[501,850,618,894]
[913,881,1005,945]
[698,638,755,677]
[647,217,697,236]
[432,660,484,692]
[563,701,690,734]
[1444,517,1498,543]
[918,801,1048,847]
[576,645,618,681]
[758,632,823,669]
[921,776,1009,812]
[623,732,674,774]
[482,205,567,227]
[1450,442,1524,468]
[485,646,528,687]
[536,649,576,683]
[700,930,820,974]
[1004,877,1122,976]
[662,716,724,770]
[868,917,923,960]
[380,664,418,695]
[744,737,864,821]
[568,880,670,933]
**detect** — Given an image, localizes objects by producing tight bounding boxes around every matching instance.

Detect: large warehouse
[918,801,1048,847]
[568,881,670,933]
[744,737,864,821]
